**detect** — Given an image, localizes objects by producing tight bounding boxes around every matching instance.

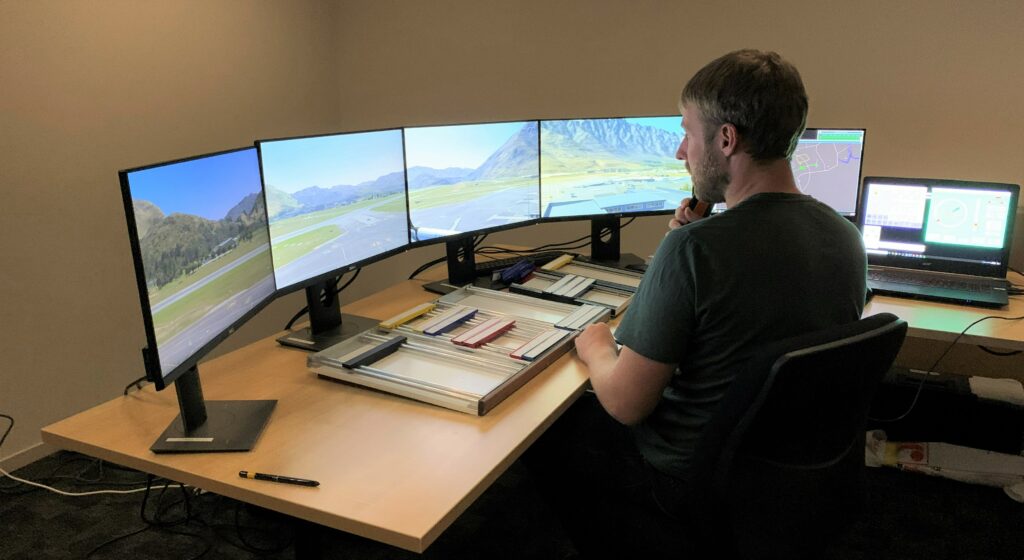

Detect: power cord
[407,233,488,280]
[0,462,168,497]
[124,375,148,395]
[86,476,210,559]
[977,345,1022,357]
[407,217,638,278]
[4,447,291,557]
[1,418,161,497]
[407,255,447,280]
[869,314,1024,423]
[282,268,362,331]
[0,413,12,452]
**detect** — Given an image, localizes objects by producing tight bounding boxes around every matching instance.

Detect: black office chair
[670,312,907,560]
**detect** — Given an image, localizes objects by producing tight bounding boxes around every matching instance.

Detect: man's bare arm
[574,323,676,425]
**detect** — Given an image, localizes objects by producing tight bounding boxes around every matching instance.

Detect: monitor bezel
[119,146,278,390]
[402,119,544,250]
[255,126,412,296]
[857,176,1020,277]
[538,114,687,224]
[798,127,867,220]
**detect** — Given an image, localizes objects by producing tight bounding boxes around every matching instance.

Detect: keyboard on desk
[867,270,994,293]
[475,251,574,276]
[867,267,1010,308]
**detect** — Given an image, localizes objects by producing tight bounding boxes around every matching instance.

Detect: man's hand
[574,323,618,368]
[668,197,707,230]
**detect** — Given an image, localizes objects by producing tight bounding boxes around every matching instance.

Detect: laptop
[857,177,1019,308]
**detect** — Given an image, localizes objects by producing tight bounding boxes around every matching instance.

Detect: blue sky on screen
[405,121,528,170]
[127,148,261,221]
[624,116,684,137]
[260,129,404,194]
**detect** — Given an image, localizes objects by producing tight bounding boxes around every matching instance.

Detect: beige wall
[0,0,342,468]
[3,0,1023,467]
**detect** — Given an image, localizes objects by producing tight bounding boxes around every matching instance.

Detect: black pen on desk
[239,470,320,487]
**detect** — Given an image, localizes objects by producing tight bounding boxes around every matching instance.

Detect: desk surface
[865,271,1024,350]
[43,278,591,552]
[41,267,1024,553]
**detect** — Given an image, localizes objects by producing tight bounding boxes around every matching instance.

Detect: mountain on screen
[265,170,405,219]
[467,121,540,181]
[409,122,540,190]
[224,192,261,221]
[407,166,474,190]
[134,193,266,288]
[542,119,680,171]
[132,200,165,238]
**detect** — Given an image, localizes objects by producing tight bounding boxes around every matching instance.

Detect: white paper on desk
[968,376,1024,406]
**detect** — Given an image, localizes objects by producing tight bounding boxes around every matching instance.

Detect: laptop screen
[858,177,1019,278]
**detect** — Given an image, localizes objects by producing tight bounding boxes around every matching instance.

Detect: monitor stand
[151,365,276,453]
[423,235,476,295]
[277,277,377,352]
[581,216,644,269]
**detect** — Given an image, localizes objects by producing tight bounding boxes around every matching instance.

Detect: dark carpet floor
[3,450,1023,559]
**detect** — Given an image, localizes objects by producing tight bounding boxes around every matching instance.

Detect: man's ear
[719,123,740,157]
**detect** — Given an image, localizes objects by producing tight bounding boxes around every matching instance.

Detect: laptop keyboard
[868,270,991,293]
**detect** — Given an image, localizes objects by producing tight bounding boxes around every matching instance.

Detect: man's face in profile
[677,106,729,204]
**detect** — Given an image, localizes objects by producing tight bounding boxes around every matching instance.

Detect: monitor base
[577,252,645,270]
[422,280,460,296]
[151,399,276,453]
[276,313,379,352]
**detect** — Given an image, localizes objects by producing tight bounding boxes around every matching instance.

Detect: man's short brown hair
[680,49,808,162]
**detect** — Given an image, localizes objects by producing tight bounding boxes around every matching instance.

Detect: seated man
[525,49,867,558]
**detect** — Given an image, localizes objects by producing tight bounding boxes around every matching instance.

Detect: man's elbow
[601,398,653,426]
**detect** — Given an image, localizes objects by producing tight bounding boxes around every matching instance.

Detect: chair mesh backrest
[689,313,907,483]
[682,313,907,558]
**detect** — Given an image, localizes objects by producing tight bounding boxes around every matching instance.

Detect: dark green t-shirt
[614,192,866,479]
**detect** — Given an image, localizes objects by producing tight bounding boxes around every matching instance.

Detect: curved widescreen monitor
[257,129,409,291]
[711,128,866,217]
[404,120,540,244]
[540,116,689,219]
[120,147,277,388]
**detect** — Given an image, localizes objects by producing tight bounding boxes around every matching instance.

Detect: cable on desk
[407,233,488,280]
[124,375,148,395]
[0,413,12,453]
[477,217,640,256]
[977,345,1023,356]
[407,255,447,280]
[869,314,1024,423]
[409,218,640,277]
[283,268,362,331]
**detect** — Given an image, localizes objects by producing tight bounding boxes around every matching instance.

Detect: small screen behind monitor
[123,148,276,380]
[711,128,866,215]
[404,121,540,242]
[258,129,409,290]
[540,117,689,219]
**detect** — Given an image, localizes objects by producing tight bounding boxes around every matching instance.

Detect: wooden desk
[864,271,1024,351]
[40,267,1024,553]
[42,278,592,552]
